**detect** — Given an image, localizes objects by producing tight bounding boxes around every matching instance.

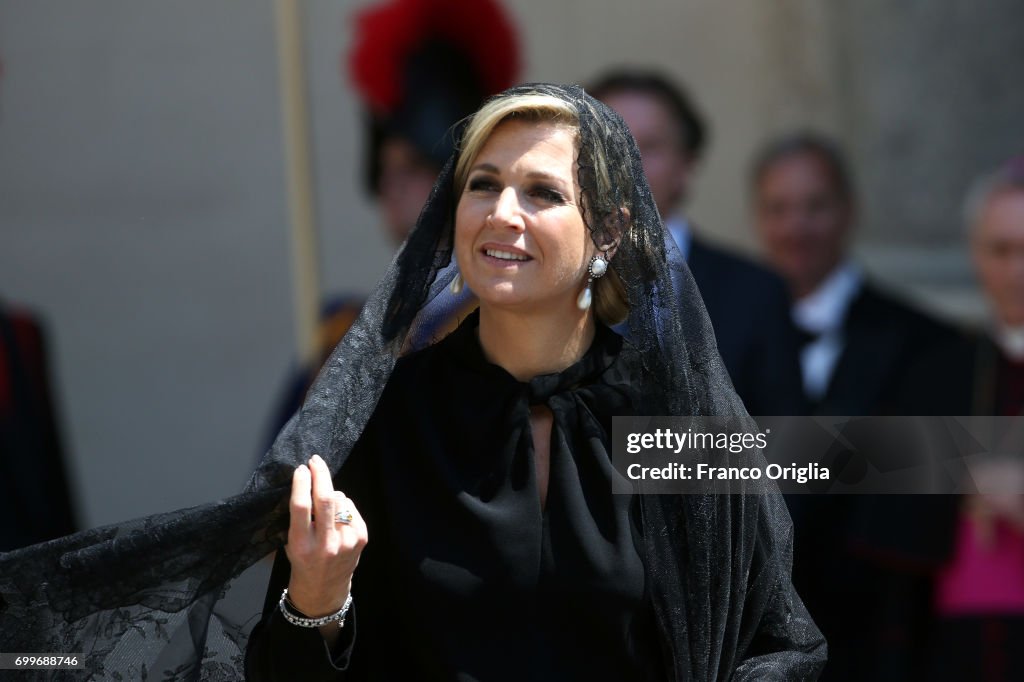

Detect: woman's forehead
[474,119,579,172]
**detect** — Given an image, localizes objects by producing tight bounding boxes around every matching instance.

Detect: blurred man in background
[591,70,805,417]
[750,132,961,680]
[750,132,957,414]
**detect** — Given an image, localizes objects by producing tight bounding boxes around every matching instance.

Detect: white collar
[995,323,1024,361]
[792,261,863,334]
[664,214,691,261]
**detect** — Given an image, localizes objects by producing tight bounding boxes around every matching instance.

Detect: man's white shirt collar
[793,261,863,401]
[793,261,863,335]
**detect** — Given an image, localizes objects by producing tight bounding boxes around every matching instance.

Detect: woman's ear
[598,207,629,262]
[598,240,619,262]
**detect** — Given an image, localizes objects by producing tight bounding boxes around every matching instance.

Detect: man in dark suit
[749,132,961,680]
[591,70,804,416]
[749,132,956,415]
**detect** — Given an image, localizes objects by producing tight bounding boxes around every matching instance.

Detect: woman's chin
[470,281,549,310]
[472,287,532,310]
[472,287,582,318]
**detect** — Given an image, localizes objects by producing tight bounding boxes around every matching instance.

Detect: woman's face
[455,119,596,315]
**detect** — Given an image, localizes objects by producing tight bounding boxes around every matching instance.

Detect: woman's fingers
[288,453,368,553]
[309,454,337,541]
[288,463,312,539]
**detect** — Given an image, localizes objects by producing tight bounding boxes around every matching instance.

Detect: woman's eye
[531,186,566,204]
[468,178,499,192]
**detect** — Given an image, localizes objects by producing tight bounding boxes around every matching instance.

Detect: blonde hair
[453,92,630,325]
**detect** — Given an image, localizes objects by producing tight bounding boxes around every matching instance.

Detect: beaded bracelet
[278,588,353,628]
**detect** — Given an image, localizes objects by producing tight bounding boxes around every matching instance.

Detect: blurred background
[1,0,1022,528]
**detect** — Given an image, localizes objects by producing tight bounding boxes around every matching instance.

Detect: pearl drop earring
[576,255,608,310]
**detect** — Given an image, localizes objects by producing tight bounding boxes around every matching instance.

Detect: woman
[0,83,822,680]
[245,84,825,680]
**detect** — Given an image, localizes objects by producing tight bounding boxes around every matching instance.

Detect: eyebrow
[469,163,567,184]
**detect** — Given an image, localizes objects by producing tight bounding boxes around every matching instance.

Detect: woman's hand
[285,454,368,619]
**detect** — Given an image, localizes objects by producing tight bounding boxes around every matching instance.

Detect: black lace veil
[0,83,824,680]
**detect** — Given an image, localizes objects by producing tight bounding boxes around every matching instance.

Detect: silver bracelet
[278,588,353,628]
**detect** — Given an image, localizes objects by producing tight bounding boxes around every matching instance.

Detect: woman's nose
[489,187,526,231]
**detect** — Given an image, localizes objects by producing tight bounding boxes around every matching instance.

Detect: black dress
[245,310,667,681]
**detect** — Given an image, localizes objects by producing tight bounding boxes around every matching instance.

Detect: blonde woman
[244,83,825,681]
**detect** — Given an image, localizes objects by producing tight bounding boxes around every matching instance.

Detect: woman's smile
[479,243,535,268]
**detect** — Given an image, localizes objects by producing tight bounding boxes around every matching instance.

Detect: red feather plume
[347,0,520,114]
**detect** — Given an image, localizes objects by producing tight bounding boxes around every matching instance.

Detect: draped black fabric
[247,309,666,681]
[0,83,825,680]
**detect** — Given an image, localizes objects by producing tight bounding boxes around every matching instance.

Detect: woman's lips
[479,245,533,267]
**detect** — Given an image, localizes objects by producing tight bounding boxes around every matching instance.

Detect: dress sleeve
[244,550,357,681]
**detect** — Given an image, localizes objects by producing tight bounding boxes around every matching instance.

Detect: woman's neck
[477,303,596,382]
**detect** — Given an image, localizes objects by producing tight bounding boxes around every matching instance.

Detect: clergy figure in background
[899,157,1024,681]
[590,70,805,417]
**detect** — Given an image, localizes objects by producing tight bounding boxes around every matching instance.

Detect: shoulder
[687,239,793,338]
[382,323,470,399]
[688,237,790,302]
[854,282,958,339]
[894,326,982,414]
[387,335,449,388]
[354,336,454,449]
